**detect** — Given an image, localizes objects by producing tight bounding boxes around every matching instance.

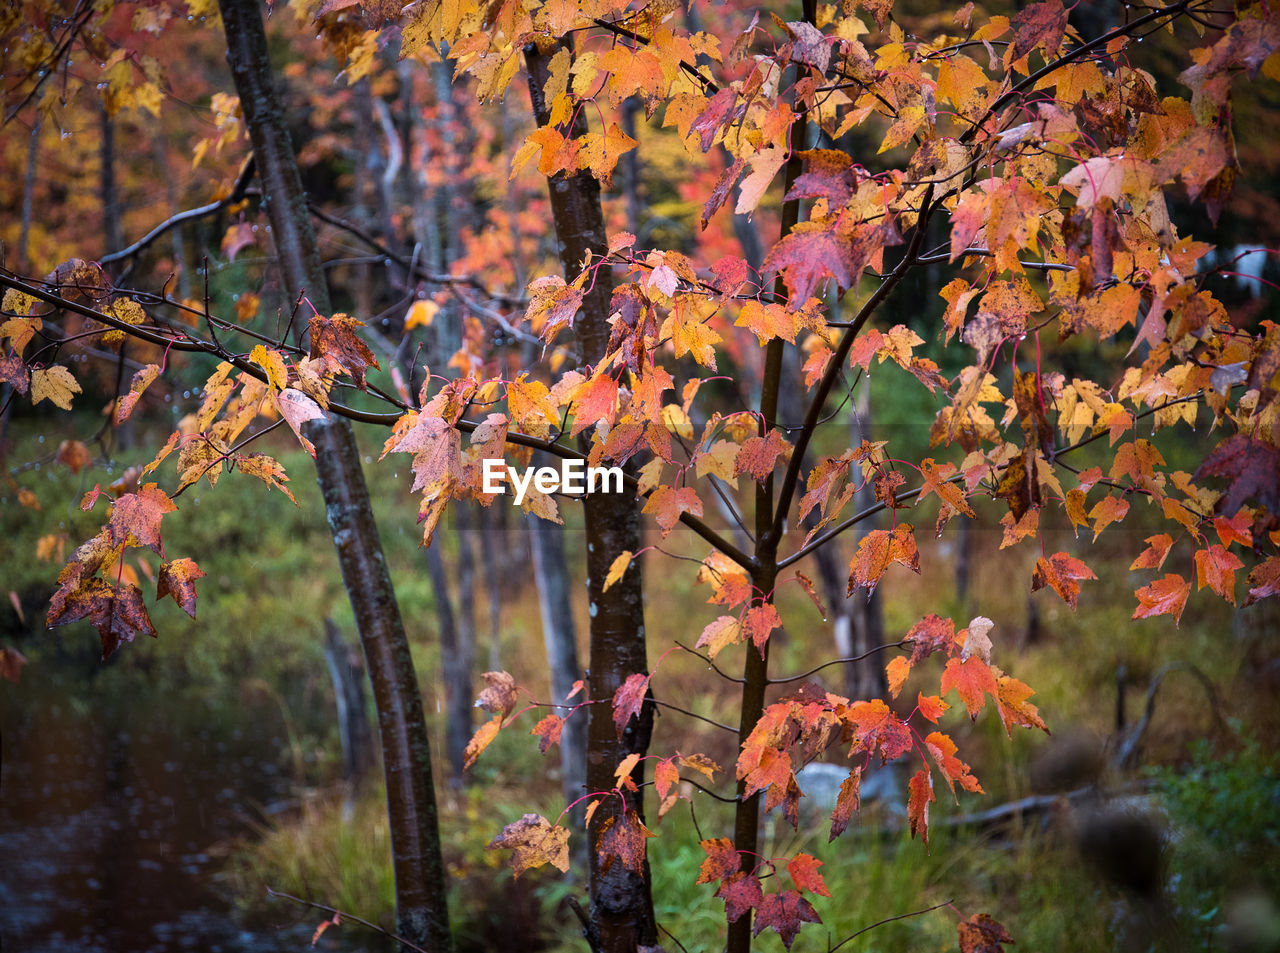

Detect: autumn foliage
[5,0,1280,949]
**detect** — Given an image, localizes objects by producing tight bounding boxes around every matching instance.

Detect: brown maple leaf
[487,814,570,877]
[308,313,379,390]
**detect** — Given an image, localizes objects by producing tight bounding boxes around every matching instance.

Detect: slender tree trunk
[448,505,477,787]
[526,42,657,953]
[729,4,813,948]
[527,503,587,850]
[216,1,450,948]
[19,117,41,272]
[477,505,505,671]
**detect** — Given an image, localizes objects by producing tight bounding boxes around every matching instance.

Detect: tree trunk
[447,504,477,787]
[477,504,505,671]
[525,42,657,953]
[527,500,587,851]
[216,1,451,948]
[324,617,376,807]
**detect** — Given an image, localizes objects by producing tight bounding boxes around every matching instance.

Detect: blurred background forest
[3,0,1280,951]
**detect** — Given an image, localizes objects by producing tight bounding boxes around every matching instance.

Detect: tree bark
[526,41,657,953]
[216,1,451,948]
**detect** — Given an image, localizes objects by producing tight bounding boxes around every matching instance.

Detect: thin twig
[827,900,953,953]
[264,886,430,953]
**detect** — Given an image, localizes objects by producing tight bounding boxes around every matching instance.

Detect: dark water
[0,664,361,952]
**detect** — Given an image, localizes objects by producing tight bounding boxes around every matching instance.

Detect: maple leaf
[31,365,82,410]
[274,388,326,457]
[597,810,654,875]
[1031,553,1096,609]
[642,485,702,536]
[308,313,379,390]
[1245,557,1280,607]
[603,550,633,592]
[1195,543,1244,605]
[697,552,753,607]
[531,714,563,753]
[56,439,92,475]
[847,524,920,596]
[612,672,651,736]
[742,602,782,656]
[697,615,743,658]
[717,872,764,923]
[847,699,913,762]
[570,372,619,437]
[908,769,934,846]
[906,613,957,665]
[828,767,861,841]
[1193,435,1280,517]
[995,675,1048,736]
[786,853,831,898]
[1129,534,1174,571]
[697,837,741,884]
[924,731,983,796]
[464,715,502,769]
[115,363,161,423]
[1008,0,1068,66]
[958,913,1015,953]
[156,558,205,619]
[47,578,157,659]
[108,483,177,554]
[476,670,519,717]
[763,218,882,304]
[753,889,821,951]
[1132,573,1192,625]
[735,430,792,481]
[786,149,857,205]
[941,656,999,719]
[488,814,571,877]
[918,693,950,723]
[691,87,740,152]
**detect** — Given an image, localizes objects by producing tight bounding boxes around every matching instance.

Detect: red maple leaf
[742,602,782,655]
[828,767,861,841]
[941,655,999,719]
[716,871,763,923]
[908,769,934,846]
[1008,0,1068,64]
[786,853,831,897]
[596,809,654,875]
[1195,543,1244,605]
[696,837,741,884]
[906,613,957,664]
[156,558,205,619]
[958,913,1015,953]
[531,715,563,753]
[642,485,703,535]
[752,889,821,951]
[1031,552,1096,609]
[108,483,176,554]
[1132,573,1192,624]
[1193,434,1280,517]
[847,524,920,596]
[846,699,912,762]
[612,672,651,736]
